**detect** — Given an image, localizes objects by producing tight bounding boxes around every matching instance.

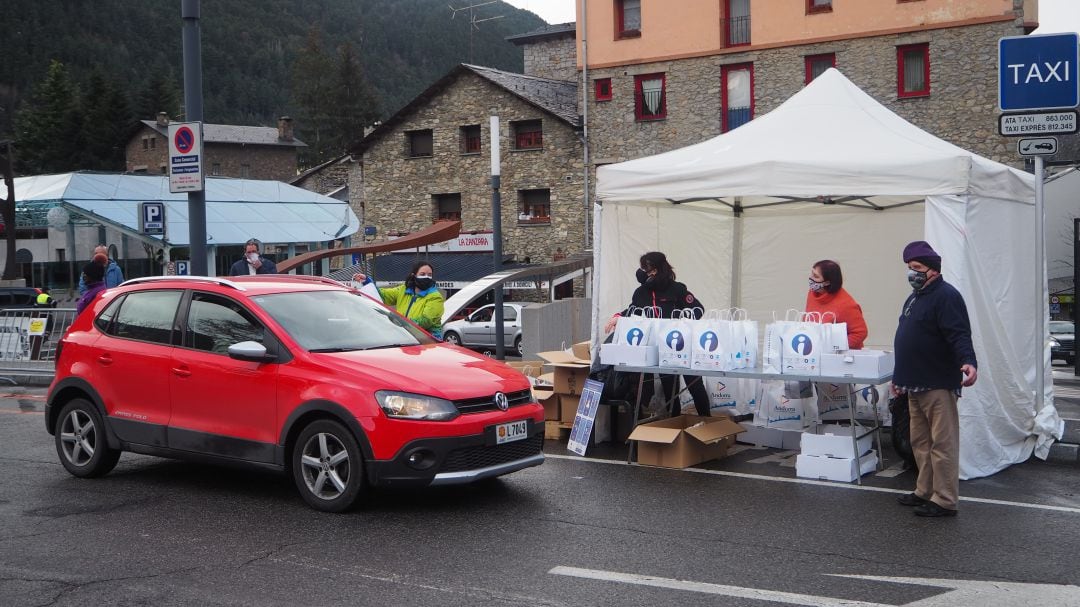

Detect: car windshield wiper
[359,343,416,351]
[308,347,362,353]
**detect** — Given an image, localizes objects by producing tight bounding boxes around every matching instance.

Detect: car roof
[117,275,352,297]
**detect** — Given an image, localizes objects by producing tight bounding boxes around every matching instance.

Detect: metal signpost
[181,0,208,276]
[999,32,1080,397]
[490,115,505,360]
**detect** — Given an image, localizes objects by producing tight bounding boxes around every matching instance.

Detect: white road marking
[549,567,1080,606]
[544,454,1080,515]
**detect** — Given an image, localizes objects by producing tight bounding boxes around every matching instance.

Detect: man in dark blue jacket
[892,241,977,518]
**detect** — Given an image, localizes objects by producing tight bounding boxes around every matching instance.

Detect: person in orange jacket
[805,259,868,349]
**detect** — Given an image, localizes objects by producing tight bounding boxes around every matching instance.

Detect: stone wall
[586,20,1028,168]
[523,36,578,82]
[361,72,585,264]
[125,127,300,181]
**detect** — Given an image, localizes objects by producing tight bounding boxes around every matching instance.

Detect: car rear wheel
[292,420,364,512]
[514,336,523,357]
[443,331,461,346]
[55,398,120,478]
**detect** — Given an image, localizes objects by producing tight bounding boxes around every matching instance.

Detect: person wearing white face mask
[353,261,444,339]
[229,238,278,276]
[804,259,868,350]
[891,240,977,519]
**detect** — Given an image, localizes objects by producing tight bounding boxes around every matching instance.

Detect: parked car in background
[0,287,44,309]
[1050,320,1075,365]
[442,303,524,357]
[45,275,544,512]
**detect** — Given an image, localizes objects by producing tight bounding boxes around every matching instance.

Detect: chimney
[156,112,169,127]
[278,116,294,142]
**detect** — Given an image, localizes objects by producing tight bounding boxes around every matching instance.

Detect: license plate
[495,420,528,445]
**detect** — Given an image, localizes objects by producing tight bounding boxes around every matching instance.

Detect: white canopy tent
[594,69,1062,479]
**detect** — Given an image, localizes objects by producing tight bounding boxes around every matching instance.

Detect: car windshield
[252,290,434,351]
[1049,321,1074,334]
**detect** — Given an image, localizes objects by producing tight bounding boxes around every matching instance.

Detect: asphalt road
[2,386,1079,607]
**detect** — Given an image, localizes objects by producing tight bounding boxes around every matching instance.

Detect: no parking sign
[168,121,204,193]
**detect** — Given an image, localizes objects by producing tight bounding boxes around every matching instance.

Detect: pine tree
[291,26,335,166]
[329,41,381,154]
[81,71,134,170]
[136,74,181,123]
[13,60,83,174]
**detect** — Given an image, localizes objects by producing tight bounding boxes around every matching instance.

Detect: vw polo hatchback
[46,275,544,512]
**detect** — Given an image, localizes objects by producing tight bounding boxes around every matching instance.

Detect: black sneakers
[914,501,958,517]
[896,492,927,507]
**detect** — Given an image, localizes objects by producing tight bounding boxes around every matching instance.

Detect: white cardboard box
[736,422,807,450]
[800,424,873,459]
[600,343,659,367]
[820,350,894,379]
[796,450,878,482]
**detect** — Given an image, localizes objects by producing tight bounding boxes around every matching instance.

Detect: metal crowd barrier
[0,308,78,378]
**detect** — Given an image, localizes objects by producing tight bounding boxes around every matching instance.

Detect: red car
[45,275,544,512]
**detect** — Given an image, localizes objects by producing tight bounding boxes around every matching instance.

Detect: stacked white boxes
[796,424,877,482]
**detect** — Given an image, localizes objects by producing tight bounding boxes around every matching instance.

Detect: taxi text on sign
[999,33,1079,112]
[167,121,204,193]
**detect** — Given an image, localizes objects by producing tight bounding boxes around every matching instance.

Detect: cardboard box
[600,342,659,367]
[505,360,545,378]
[800,424,872,459]
[571,341,591,361]
[820,350,894,379]
[736,422,806,450]
[629,415,745,468]
[532,388,560,421]
[796,450,878,482]
[559,394,582,422]
[537,347,592,395]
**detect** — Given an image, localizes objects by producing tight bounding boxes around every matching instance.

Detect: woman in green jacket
[353,261,444,339]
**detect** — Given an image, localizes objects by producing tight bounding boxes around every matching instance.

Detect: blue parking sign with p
[139,201,166,236]
[999,33,1080,112]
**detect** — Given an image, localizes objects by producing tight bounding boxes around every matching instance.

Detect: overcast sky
[502,0,1079,33]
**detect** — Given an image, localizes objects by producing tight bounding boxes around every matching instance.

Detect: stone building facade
[125,114,306,181]
[508,23,579,82]
[584,20,1029,169]
[354,65,585,265]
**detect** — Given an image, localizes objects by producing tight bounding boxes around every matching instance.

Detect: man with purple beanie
[892,240,978,517]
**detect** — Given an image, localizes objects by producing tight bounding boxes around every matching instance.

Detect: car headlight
[1050,337,1061,347]
[376,391,458,421]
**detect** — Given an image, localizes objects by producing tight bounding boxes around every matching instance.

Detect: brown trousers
[908,389,960,510]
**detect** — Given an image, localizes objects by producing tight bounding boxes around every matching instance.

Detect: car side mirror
[227,341,276,363]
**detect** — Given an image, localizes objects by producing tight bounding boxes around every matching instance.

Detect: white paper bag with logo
[702,376,738,415]
[657,310,694,368]
[756,380,810,430]
[740,316,759,370]
[722,309,744,370]
[762,310,801,374]
[691,310,730,371]
[780,318,824,375]
[816,381,854,421]
[817,311,850,353]
[614,306,659,347]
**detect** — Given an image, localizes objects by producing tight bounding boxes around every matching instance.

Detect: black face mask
[636,268,649,285]
[414,277,433,291]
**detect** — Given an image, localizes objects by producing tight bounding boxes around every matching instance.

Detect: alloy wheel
[299,432,351,501]
[59,409,96,467]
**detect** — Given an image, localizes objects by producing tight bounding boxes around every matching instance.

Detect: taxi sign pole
[1036,155,1046,412]
[182,0,208,276]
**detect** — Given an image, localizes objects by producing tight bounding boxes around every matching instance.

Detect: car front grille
[439,434,543,473]
[453,389,533,414]
[1054,337,1075,353]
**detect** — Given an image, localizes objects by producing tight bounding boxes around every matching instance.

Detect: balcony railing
[722,15,751,47]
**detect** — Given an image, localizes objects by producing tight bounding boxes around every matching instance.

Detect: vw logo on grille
[494,392,509,411]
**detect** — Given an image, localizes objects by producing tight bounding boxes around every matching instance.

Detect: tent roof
[596,69,1034,208]
[13,172,359,247]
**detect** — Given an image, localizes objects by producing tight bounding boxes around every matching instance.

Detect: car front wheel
[514,336,523,357]
[443,331,461,346]
[292,420,364,512]
[55,398,120,478]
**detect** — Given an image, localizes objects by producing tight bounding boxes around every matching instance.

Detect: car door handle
[172,366,191,378]
[97,354,113,366]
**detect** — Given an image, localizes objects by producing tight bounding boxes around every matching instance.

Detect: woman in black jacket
[604,252,711,417]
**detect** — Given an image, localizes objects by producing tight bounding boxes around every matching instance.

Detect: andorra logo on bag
[790,333,813,356]
[626,327,645,345]
[666,330,686,351]
[699,331,719,352]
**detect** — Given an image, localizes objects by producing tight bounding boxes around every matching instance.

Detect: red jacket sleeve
[845,301,868,350]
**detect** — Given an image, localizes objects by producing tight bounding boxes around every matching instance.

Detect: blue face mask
[907,269,928,290]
